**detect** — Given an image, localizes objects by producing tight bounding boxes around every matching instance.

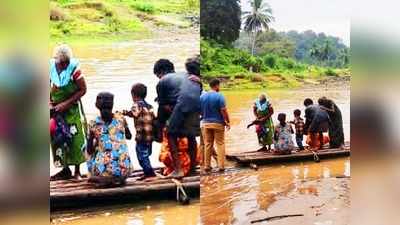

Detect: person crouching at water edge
[50,44,87,181]
[303,98,330,151]
[273,113,295,155]
[86,92,132,187]
[200,79,230,173]
[123,83,156,181]
[248,93,274,152]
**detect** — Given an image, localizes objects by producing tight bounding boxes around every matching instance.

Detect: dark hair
[185,55,200,76]
[209,78,220,88]
[294,109,301,116]
[131,83,147,99]
[318,96,332,108]
[304,98,313,107]
[153,59,175,76]
[278,113,286,122]
[96,92,114,109]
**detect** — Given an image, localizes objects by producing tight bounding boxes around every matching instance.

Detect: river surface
[200,83,350,225]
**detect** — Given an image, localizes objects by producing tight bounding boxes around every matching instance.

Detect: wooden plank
[226,143,350,165]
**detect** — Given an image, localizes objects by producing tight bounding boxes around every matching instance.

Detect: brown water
[51,200,200,225]
[50,33,200,224]
[200,84,350,225]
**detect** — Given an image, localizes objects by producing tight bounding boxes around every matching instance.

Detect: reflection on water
[201,159,350,225]
[51,200,200,225]
[201,84,350,225]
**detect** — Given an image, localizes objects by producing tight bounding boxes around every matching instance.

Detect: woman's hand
[54,101,70,112]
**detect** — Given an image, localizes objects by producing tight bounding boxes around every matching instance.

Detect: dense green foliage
[200,0,241,44]
[235,29,349,68]
[201,40,348,89]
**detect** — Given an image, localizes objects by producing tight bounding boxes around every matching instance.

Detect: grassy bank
[201,40,350,90]
[50,0,199,44]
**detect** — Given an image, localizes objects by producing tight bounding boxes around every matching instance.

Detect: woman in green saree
[50,44,87,180]
[252,93,274,151]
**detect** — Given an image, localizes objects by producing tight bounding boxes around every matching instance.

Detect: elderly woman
[50,44,87,180]
[252,93,274,151]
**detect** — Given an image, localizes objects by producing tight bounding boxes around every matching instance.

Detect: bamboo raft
[50,168,200,211]
[226,142,350,165]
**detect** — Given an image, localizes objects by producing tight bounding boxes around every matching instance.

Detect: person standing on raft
[303,98,331,150]
[252,93,274,152]
[50,44,87,180]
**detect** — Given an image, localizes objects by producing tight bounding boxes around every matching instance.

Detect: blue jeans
[295,134,304,150]
[136,142,155,177]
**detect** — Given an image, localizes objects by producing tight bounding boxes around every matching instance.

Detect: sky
[241,0,350,46]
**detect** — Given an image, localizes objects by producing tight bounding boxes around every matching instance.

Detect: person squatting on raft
[273,113,295,155]
[200,79,230,173]
[86,92,132,187]
[318,97,345,149]
[123,83,156,180]
[303,98,330,150]
[249,93,274,152]
[50,44,87,180]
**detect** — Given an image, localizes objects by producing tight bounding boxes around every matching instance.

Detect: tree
[243,0,274,56]
[200,0,241,45]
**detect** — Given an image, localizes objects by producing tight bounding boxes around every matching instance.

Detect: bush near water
[201,39,349,90]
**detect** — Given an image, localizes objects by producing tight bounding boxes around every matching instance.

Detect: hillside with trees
[201,0,350,89]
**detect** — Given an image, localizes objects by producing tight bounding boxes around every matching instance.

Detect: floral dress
[274,123,295,152]
[87,113,132,178]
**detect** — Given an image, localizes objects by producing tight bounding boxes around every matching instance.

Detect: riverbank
[50,0,199,44]
[205,70,350,90]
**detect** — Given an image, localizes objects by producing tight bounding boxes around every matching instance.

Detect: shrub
[325,68,338,76]
[131,2,156,13]
[263,54,278,69]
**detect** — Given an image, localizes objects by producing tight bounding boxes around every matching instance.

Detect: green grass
[50,0,199,44]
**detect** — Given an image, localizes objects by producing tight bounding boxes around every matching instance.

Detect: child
[123,83,156,180]
[273,113,294,155]
[290,109,305,151]
[86,92,132,187]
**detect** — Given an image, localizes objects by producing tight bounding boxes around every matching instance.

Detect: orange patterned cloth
[159,129,199,176]
[306,133,330,150]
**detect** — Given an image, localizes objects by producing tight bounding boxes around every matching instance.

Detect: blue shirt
[200,91,226,124]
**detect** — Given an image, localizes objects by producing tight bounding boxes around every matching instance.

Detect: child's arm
[123,117,132,140]
[86,124,97,155]
[122,109,134,118]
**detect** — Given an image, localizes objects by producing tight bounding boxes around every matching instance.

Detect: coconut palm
[243,0,274,56]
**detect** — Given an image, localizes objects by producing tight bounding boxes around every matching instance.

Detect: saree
[50,59,85,167]
[254,99,274,146]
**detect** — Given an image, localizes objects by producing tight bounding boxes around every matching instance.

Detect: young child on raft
[290,109,305,151]
[273,113,295,155]
[123,83,156,180]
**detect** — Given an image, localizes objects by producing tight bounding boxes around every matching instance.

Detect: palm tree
[243,0,274,56]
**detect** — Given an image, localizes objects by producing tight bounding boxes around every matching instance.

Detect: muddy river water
[200,84,350,225]
[50,34,350,224]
